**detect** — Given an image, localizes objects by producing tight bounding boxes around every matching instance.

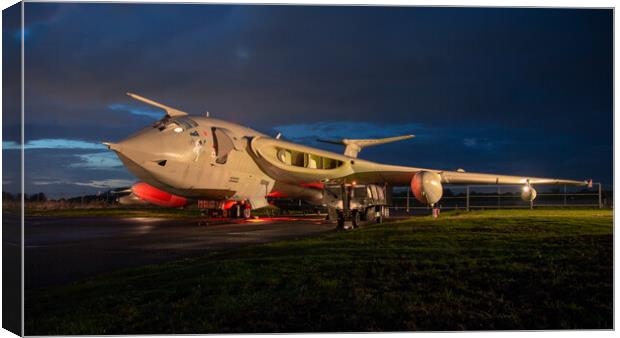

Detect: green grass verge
[25,209,613,334]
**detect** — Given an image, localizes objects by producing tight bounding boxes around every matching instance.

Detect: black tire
[336,211,345,229]
[365,207,376,223]
[352,210,361,228]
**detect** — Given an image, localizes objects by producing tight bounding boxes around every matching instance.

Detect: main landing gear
[197,200,252,226]
[324,182,389,231]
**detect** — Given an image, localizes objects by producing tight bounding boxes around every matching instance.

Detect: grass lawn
[25,209,613,334]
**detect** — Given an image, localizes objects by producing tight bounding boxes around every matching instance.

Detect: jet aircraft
[105,93,590,225]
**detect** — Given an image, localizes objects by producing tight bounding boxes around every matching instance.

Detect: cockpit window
[152,116,198,132]
[173,117,198,129]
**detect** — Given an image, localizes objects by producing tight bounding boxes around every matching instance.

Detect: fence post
[466,186,470,212]
[497,185,501,209]
[598,183,602,209]
[563,184,567,207]
[406,188,410,213]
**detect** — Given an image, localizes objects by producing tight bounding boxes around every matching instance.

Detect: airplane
[104,93,591,227]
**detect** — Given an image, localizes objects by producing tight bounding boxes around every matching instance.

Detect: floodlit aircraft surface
[105,93,590,224]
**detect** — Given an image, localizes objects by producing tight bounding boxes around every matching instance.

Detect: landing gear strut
[324,182,388,230]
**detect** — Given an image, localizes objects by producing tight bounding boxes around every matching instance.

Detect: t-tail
[317,135,414,158]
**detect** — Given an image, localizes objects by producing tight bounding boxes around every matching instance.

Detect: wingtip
[102,142,117,150]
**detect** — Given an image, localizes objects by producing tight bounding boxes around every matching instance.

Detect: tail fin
[318,135,414,158]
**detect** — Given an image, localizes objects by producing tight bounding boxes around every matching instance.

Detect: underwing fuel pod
[104,93,590,225]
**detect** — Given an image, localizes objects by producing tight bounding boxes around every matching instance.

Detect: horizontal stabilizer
[126,92,188,117]
[318,134,414,158]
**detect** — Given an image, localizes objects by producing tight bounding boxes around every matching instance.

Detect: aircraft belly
[271,181,323,204]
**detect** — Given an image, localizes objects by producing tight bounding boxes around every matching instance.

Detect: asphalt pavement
[24,215,334,289]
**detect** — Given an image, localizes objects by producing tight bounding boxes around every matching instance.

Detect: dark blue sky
[2,4,613,197]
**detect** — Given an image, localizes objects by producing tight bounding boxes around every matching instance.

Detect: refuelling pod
[521,186,537,202]
[411,171,443,206]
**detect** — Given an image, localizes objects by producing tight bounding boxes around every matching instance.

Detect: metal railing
[390,183,605,212]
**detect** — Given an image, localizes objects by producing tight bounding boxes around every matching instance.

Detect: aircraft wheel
[327,207,339,224]
[376,206,384,224]
[243,207,251,219]
[352,210,361,228]
[365,207,376,223]
[336,211,345,230]
[382,206,390,218]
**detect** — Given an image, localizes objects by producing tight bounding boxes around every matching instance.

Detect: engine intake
[411,171,443,206]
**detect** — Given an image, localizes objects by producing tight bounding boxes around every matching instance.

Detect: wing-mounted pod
[318,135,415,158]
[411,171,443,207]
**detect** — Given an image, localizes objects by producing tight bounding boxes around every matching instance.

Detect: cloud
[32,179,66,186]
[34,177,135,188]
[463,137,495,150]
[109,103,164,120]
[74,179,136,188]
[70,152,123,170]
[3,139,106,150]
[16,4,613,189]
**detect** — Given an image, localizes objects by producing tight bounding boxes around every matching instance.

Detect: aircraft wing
[248,136,588,188]
[344,163,589,187]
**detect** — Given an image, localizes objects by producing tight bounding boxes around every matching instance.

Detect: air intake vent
[157,160,167,167]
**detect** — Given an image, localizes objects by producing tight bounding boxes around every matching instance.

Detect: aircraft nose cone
[113,129,166,165]
[109,125,196,188]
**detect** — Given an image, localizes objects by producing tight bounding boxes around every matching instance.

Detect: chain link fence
[6,183,612,214]
[390,183,609,213]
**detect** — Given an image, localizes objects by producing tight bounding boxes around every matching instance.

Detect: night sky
[2,4,613,198]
